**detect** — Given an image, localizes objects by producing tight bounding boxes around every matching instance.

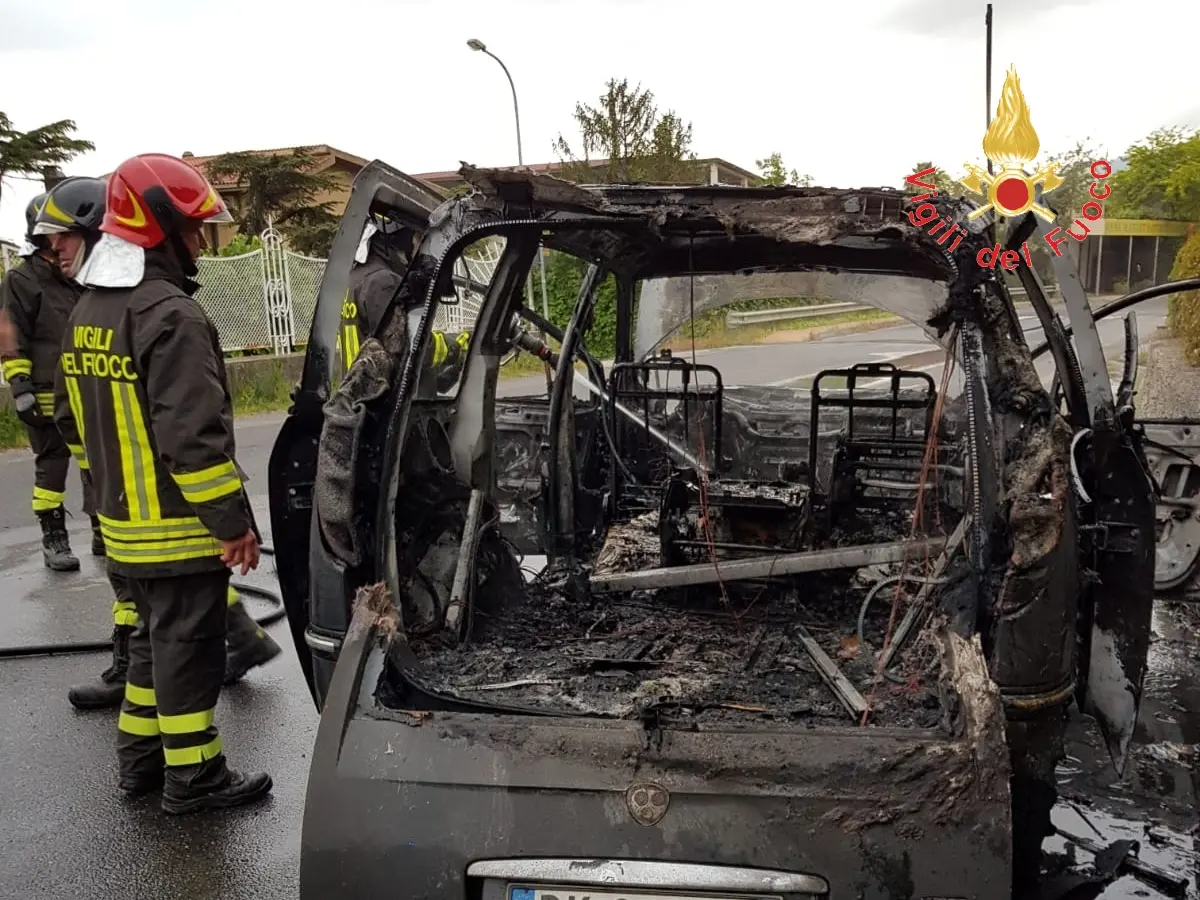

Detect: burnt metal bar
[1053,827,1190,898]
[1033,217,1114,428]
[795,624,869,719]
[589,537,948,593]
[880,517,970,670]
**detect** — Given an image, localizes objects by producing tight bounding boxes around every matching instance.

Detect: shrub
[1168,232,1200,364]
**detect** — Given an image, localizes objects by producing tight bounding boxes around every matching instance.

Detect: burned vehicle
[268,162,1191,899]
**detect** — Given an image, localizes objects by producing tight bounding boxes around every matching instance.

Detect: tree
[201,232,262,258]
[202,147,342,255]
[0,112,93,206]
[904,161,969,199]
[1040,140,1107,229]
[756,152,812,186]
[1107,127,1200,222]
[553,79,699,185]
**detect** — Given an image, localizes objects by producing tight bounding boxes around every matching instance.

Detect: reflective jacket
[341,253,401,371]
[340,253,469,382]
[1,254,80,415]
[54,249,253,577]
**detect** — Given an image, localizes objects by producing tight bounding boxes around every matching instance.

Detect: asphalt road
[0,296,1190,900]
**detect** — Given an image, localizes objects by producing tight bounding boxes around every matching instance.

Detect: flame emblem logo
[960,66,1064,222]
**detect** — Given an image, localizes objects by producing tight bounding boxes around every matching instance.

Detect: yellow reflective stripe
[123,381,160,519]
[171,460,242,505]
[431,331,448,366]
[112,600,139,627]
[118,712,160,737]
[125,683,156,707]
[65,376,89,468]
[163,736,223,767]
[105,538,223,565]
[36,392,55,415]
[32,486,65,512]
[342,325,360,370]
[111,381,161,521]
[173,461,237,485]
[158,708,215,735]
[455,330,470,350]
[2,358,32,379]
[227,587,241,608]
[66,444,89,469]
[97,514,210,540]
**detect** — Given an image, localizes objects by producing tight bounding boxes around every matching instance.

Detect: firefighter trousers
[25,417,92,515]
[117,569,231,790]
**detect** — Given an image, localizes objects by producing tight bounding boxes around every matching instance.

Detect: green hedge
[1168,233,1200,364]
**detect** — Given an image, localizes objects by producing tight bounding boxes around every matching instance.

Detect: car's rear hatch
[300,599,1012,900]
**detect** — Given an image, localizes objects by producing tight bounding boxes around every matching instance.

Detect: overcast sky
[1,0,1195,243]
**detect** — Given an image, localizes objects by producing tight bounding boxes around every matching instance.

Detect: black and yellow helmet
[32,176,107,236]
[24,192,49,249]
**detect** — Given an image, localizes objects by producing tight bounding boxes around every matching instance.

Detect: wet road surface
[1,302,1196,899]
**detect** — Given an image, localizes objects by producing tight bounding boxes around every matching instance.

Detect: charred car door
[1016,210,1200,770]
[267,161,445,704]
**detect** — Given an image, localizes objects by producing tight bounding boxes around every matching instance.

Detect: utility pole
[985,4,994,176]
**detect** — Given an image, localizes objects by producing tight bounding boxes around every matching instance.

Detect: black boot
[161,758,273,816]
[38,507,80,572]
[224,598,282,685]
[90,515,106,557]
[68,624,133,710]
[119,768,165,798]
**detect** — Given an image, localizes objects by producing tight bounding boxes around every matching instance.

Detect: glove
[9,375,43,427]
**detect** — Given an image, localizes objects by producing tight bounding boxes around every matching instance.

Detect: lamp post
[467,39,523,166]
[467,38,551,326]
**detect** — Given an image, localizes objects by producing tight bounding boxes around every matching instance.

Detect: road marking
[858,362,944,390]
[766,350,928,388]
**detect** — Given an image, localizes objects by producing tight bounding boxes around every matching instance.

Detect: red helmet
[101,153,233,248]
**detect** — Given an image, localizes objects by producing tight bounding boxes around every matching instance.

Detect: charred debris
[363,171,1068,742]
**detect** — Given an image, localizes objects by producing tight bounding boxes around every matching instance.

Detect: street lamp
[466,38,524,166]
[467,37,550,329]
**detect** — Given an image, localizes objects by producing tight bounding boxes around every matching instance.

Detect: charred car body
[269,161,1197,899]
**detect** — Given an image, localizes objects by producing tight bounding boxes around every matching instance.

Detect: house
[182,145,370,248]
[411,157,763,194]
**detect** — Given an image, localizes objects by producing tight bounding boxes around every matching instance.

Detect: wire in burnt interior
[579,332,640,488]
[861,328,960,722]
[683,234,732,610]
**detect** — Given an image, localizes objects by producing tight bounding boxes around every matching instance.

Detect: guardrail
[724,284,1066,329]
[725,302,864,328]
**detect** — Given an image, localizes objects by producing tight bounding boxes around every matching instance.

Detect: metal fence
[194,227,492,354]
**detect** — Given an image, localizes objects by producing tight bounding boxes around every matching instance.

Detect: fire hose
[0,544,285,660]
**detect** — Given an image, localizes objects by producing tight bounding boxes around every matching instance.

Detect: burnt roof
[456,166,985,283]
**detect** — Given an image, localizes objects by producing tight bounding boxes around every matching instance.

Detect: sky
[1,0,1196,243]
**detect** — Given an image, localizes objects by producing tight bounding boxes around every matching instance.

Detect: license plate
[508,888,765,900]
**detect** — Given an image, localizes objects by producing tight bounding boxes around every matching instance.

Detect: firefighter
[343,216,471,390]
[0,192,85,571]
[34,176,281,711]
[54,153,270,811]
[29,176,138,709]
[30,177,108,558]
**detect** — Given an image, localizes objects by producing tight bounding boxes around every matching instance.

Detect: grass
[0,407,26,451]
[496,307,898,380]
[660,307,896,353]
[229,362,295,416]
